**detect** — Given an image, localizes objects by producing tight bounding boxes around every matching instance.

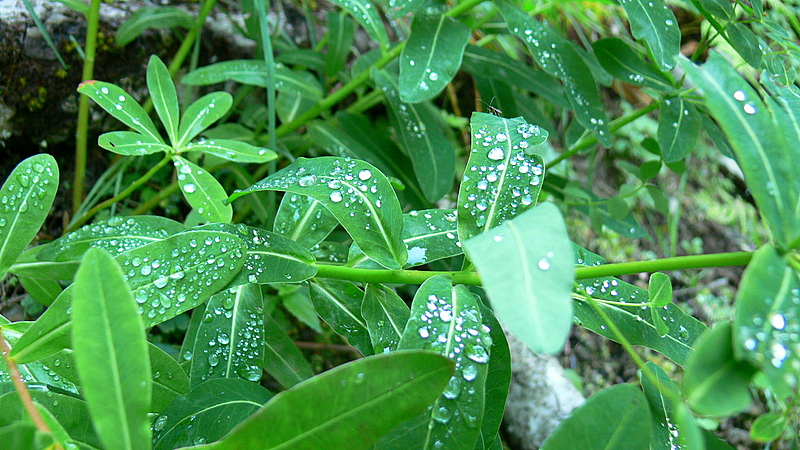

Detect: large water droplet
[487,147,504,160]
[183,183,197,194]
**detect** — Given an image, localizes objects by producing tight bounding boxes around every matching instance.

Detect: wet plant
[1,0,800,448]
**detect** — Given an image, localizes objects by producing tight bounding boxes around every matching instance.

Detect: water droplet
[183,183,197,194]
[743,103,757,114]
[462,364,478,381]
[330,191,343,202]
[419,327,430,339]
[154,415,168,431]
[432,406,452,423]
[467,345,489,363]
[770,313,786,330]
[487,147,504,160]
[538,257,551,270]
[298,175,317,187]
[733,90,746,101]
[358,169,372,181]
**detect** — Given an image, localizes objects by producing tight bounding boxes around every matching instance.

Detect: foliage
[1,0,800,448]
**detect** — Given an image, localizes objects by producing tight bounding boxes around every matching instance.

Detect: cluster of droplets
[741,288,800,381]
[395,103,428,140]
[0,351,79,395]
[121,232,245,327]
[0,158,55,237]
[401,209,461,267]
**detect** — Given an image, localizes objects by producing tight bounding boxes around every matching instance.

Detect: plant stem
[66,154,173,232]
[313,264,482,285]
[73,0,102,216]
[0,332,58,443]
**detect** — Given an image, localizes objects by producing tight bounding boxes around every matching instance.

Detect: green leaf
[461,45,570,109]
[373,69,455,202]
[276,90,316,123]
[196,223,317,286]
[361,283,410,354]
[327,0,389,51]
[464,203,573,354]
[98,131,173,156]
[386,0,427,18]
[228,156,407,269]
[184,139,276,164]
[476,304,511,449]
[37,215,186,262]
[187,284,265,388]
[176,92,234,148]
[173,155,233,223]
[733,245,800,399]
[682,322,758,417]
[750,412,786,442]
[147,55,180,145]
[262,312,314,388]
[658,96,701,162]
[182,61,324,101]
[0,154,58,279]
[398,13,470,103]
[152,378,272,450]
[9,286,73,364]
[618,0,680,71]
[457,112,548,241]
[496,0,611,145]
[573,245,707,365]
[77,80,163,142]
[639,362,681,450]
[72,248,151,450]
[698,0,733,19]
[18,276,60,306]
[325,12,356,77]
[648,272,672,307]
[1,326,79,395]
[727,22,763,68]
[274,193,338,249]
[309,279,373,356]
[541,384,651,449]
[209,351,454,449]
[593,38,673,90]
[380,276,489,449]
[679,53,800,249]
[115,6,194,46]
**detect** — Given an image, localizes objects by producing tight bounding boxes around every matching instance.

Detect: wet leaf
[398,13,470,103]
[325,12,356,77]
[210,351,454,449]
[477,304,510,449]
[72,248,151,450]
[148,55,180,145]
[184,139,276,163]
[639,362,681,450]
[682,322,758,416]
[327,0,389,51]
[727,22,763,68]
[361,284,410,354]
[457,112,547,241]
[182,61,324,102]
[309,278,373,356]
[541,384,651,449]
[176,92,233,148]
[618,0,680,71]
[648,272,672,307]
[496,0,611,145]
[750,412,786,442]
[37,215,186,262]
[464,203,573,354]
[658,96,701,162]
[1,326,79,395]
[262,312,314,388]
[152,378,272,450]
[98,131,173,156]
[173,155,233,223]
[115,6,193,46]
[274,193,338,249]
[374,69,455,202]
[9,246,79,280]
[187,284,265,388]
[228,156,407,269]
[380,275,489,449]
[78,80,162,142]
[0,154,58,279]
[592,38,673,90]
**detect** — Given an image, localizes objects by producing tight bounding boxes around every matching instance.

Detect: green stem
[314,264,481,285]
[547,101,660,168]
[66,154,173,232]
[73,0,102,215]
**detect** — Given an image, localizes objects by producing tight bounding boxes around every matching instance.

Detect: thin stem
[574,251,752,279]
[73,0,102,215]
[313,264,481,285]
[0,332,60,444]
[67,154,173,232]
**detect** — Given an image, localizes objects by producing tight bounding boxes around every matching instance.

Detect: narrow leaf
[116,6,194,46]
[0,154,58,279]
[398,13,471,103]
[658,96,701,162]
[325,12,356,77]
[273,193,338,249]
[309,279,373,356]
[176,92,233,148]
[173,155,232,223]
[182,61,323,101]
[361,284,410,354]
[262,312,314,388]
[327,0,389,51]
[464,203,573,354]
[618,0,680,70]
[147,55,180,145]
[72,248,151,450]
[639,362,681,450]
[98,131,172,156]
[592,38,673,90]
[228,156,407,269]
[78,80,162,142]
[186,140,277,164]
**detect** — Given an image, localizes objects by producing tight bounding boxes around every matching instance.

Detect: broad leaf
[457,112,548,241]
[327,0,389,51]
[727,23,763,68]
[0,154,58,279]
[398,13,470,103]
[228,156,407,269]
[648,272,672,307]
[262,312,314,388]
[147,55,180,145]
[176,92,233,148]
[658,96,701,162]
[116,6,194,46]
[541,384,651,449]
[184,139,276,163]
[152,378,272,450]
[361,284,410,354]
[187,284,265,388]
[464,203,573,354]
[208,351,454,449]
[384,275,490,449]
[273,193,338,249]
[72,248,151,450]
[682,322,758,417]
[37,215,185,262]
[373,69,455,202]
[496,0,611,145]
[309,278,373,356]
[592,38,673,90]
[618,0,680,70]
[173,155,233,223]
[98,131,172,156]
[78,80,162,142]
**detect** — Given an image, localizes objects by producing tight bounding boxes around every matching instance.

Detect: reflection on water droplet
[183,183,197,193]
[154,415,168,431]
[432,406,452,423]
[487,147,504,160]
[298,175,317,187]
[330,192,343,202]
[462,364,478,381]
[770,314,786,330]
[538,258,551,270]
[743,103,757,114]
[733,90,746,101]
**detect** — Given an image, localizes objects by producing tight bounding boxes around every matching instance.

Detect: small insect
[478,97,503,116]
